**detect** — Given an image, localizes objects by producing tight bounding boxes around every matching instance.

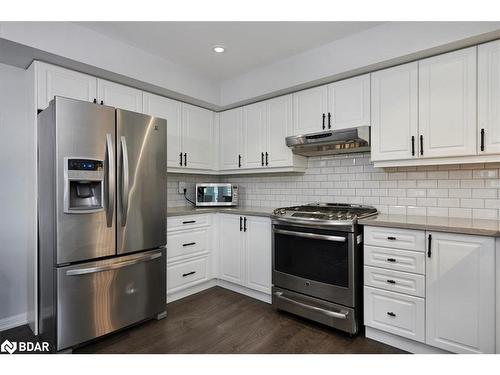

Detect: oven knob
[305,281,310,286]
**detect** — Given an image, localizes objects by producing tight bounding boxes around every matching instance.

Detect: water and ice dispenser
[64,158,105,213]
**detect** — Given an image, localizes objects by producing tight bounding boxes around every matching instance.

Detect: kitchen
[1,10,500,372]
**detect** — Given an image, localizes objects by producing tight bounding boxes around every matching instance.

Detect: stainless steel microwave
[196,183,238,207]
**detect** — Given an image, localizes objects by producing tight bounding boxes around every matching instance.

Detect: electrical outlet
[178,181,186,194]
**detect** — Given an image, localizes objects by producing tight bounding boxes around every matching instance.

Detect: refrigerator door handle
[105,133,115,228]
[65,252,162,276]
[120,136,130,226]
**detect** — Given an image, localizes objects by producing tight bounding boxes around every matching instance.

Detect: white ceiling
[76,22,383,82]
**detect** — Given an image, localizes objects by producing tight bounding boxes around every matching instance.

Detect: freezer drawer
[56,249,166,350]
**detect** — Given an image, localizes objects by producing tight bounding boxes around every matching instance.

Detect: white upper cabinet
[292,85,328,135]
[245,216,272,294]
[266,95,294,167]
[142,92,182,168]
[36,62,97,110]
[327,74,370,130]
[478,40,500,155]
[371,62,418,162]
[426,232,495,354]
[243,102,267,169]
[182,104,214,170]
[418,47,477,158]
[97,79,143,113]
[219,108,243,171]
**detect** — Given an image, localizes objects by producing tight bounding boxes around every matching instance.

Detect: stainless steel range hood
[286,126,370,156]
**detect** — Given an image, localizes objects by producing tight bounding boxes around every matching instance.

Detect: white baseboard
[365,326,450,354]
[167,278,272,305]
[167,279,218,303]
[0,312,28,333]
[216,279,271,304]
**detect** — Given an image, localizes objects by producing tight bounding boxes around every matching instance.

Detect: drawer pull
[386,258,397,263]
[182,220,196,224]
[386,279,396,284]
[387,236,397,241]
[182,242,196,247]
[182,271,196,277]
[387,312,396,317]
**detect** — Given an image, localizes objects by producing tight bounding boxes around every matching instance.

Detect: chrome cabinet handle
[105,134,115,228]
[120,136,129,226]
[274,292,348,320]
[273,228,346,243]
[66,252,162,276]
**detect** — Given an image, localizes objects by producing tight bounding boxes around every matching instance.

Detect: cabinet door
[36,62,97,110]
[243,102,267,169]
[327,74,370,130]
[219,108,243,170]
[182,104,214,170]
[266,95,293,167]
[371,63,418,161]
[143,93,183,168]
[426,232,495,354]
[97,79,143,113]
[218,214,244,285]
[245,216,272,294]
[418,47,477,158]
[292,85,328,135]
[478,40,500,154]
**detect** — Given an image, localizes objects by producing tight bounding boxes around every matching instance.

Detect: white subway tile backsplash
[168,154,500,220]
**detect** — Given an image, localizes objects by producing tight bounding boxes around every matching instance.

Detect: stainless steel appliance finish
[271,203,377,334]
[195,183,238,207]
[286,126,370,156]
[116,109,167,254]
[38,97,167,352]
[55,99,116,264]
[57,249,165,350]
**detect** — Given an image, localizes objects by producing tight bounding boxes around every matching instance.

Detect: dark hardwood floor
[1,287,405,354]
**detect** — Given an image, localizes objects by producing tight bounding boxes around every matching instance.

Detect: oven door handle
[274,292,348,320]
[273,228,346,243]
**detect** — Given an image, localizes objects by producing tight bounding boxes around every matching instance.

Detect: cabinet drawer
[167,214,210,232]
[364,266,425,297]
[364,226,425,251]
[167,228,210,261]
[364,245,425,274]
[167,256,209,292]
[364,286,425,343]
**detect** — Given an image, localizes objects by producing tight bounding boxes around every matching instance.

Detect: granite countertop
[359,214,500,237]
[167,206,275,218]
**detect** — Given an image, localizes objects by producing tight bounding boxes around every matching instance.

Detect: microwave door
[116,109,167,254]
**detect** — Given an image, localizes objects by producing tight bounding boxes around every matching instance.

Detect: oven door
[272,223,355,307]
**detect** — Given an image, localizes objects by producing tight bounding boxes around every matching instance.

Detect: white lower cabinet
[245,216,272,294]
[364,286,425,343]
[218,214,245,284]
[425,231,495,354]
[364,225,496,354]
[166,214,214,298]
[218,214,272,293]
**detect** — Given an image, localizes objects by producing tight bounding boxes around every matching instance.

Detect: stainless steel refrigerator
[37,97,167,352]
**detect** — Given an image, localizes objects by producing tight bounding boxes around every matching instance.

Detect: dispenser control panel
[68,159,103,171]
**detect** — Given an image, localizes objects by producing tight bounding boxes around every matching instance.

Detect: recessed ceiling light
[213,46,225,53]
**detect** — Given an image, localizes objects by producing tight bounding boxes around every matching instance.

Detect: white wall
[0,62,32,331]
[219,22,500,106]
[0,22,220,106]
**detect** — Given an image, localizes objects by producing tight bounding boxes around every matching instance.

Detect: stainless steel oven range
[271,203,377,335]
